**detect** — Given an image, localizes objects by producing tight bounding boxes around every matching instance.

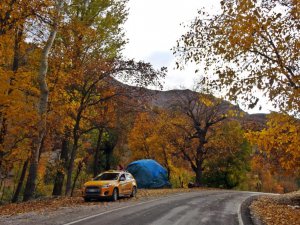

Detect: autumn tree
[128,111,176,180]
[0,0,165,201]
[46,0,165,196]
[246,113,300,175]
[22,0,65,202]
[202,121,251,188]
[43,0,128,196]
[128,96,248,187]
[129,92,235,185]
[128,112,155,159]
[61,60,165,196]
[248,152,298,193]
[0,0,47,35]
[174,0,300,114]
[91,101,116,177]
[0,0,56,202]
[170,92,232,185]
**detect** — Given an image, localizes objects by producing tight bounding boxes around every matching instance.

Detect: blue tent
[126,159,170,188]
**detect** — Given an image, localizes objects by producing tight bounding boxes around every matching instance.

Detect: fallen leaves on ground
[0,197,86,216]
[136,188,194,198]
[250,191,300,225]
[0,188,202,217]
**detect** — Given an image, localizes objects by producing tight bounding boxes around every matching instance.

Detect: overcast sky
[122,0,272,114]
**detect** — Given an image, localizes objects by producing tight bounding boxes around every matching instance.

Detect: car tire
[111,188,118,201]
[130,186,137,197]
[84,197,91,202]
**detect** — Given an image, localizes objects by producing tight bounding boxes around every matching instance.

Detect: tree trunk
[162,147,171,181]
[104,146,112,171]
[0,114,7,147]
[194,157,204,186]
[23,0,64,202]
[65,114,81,196]
[12,25,23,73]
[194,141,205,186]
[0,178,4,200]
[0,115,7,172]
[0,179,6,202]
[23,134,46,201]
[93,129,103,177]
[12,159,29,202]
[179,176,184,188]
[71,160,83,197]
[52,171,64,196]
[52,137,69,196]
[195,166,203,185]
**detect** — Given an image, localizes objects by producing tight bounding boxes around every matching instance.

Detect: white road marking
[149,205,190,225]
[64,191,265,225]
[63,193,187,225]
[237,192,278,225]
[237,201,244,225]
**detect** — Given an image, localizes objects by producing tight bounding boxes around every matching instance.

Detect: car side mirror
[119,177,125,181]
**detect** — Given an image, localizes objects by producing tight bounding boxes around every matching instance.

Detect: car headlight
[101,184,112,188]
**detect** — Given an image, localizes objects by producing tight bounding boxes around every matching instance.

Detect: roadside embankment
[249,191,300,225]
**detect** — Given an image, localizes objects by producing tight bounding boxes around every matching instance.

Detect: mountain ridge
[110,78,268,130]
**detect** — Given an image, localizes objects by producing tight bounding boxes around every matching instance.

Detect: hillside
[111,78,268,130]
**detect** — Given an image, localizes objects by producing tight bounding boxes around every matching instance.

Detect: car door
[125,173,133,194]
[118,173,127,195]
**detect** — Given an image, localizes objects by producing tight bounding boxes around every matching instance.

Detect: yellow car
[82,170,137,201]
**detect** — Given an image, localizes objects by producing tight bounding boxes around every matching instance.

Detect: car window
[125,173,133,180]
[119,174,125,181]
[94,173,119,181]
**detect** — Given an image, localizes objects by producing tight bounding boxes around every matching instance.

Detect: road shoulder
[249,191,300,225]
[240,195,262,225]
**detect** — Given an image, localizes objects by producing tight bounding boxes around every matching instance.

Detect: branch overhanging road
[62,190,262,225]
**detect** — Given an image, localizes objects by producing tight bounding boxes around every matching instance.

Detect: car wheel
[84,197,91,202]
[111,188,118,201]
[130,186,137,197]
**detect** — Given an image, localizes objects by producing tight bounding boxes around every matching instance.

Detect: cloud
[146,51,173,69]
[121,0,274,113]
[123,0,219,60]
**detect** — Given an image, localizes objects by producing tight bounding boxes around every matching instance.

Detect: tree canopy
[174,0,300,114]
[246,113,300,175]
[0,0,166,202]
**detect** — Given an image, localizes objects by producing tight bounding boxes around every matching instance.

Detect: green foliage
[0,183,14,204]
[102,129,118,149]
[203,141,251,189]
[36,183,54,198]
[202,122,252,189]
[44,163,58,185]
[170,169,194,188]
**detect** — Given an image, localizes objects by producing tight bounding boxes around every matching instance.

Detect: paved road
[64,190,259,225]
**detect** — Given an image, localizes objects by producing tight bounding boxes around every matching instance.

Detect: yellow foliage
[175,0,300,114]
[246,113,300,175]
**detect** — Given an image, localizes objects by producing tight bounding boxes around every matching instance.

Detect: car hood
[84,180,117,187]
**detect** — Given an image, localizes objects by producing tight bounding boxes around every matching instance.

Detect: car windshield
[94,173,119,181]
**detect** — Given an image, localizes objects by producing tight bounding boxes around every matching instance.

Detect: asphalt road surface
[64,190,259,225]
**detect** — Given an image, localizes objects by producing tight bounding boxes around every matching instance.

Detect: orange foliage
[246,113,300,175]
